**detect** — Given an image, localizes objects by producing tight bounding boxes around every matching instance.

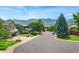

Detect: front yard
[0,32,39,52]
[64,35,79,41]
[0,41,17,50]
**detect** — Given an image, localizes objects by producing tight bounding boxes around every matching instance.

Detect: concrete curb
[3,35,40,53]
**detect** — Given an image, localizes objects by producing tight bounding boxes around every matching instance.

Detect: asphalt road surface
[14,32,79,53]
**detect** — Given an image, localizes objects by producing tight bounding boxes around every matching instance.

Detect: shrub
[37,32,42,35]
[31,31,37,35]
[70,31,79,35]
[20,34,33,37]
[25,34,30,37]
[25,34,33,37]
[16,40,21,42]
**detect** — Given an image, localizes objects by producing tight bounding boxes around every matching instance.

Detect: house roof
[3,20,18,33]
[70,25,77,27]
[25,28,32,31]
[10,28,18,33]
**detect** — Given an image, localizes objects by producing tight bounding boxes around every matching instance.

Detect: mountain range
[14,18,56,26]
[14,18,75,26]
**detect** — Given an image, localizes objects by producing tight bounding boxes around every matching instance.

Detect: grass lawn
[64,35,79,41]
[0,41,17,50]
[20,34,34,37]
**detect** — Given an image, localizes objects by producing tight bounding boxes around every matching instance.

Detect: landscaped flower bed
[0,41,17,50]
[64,35,79,41]
[20,34,34,37]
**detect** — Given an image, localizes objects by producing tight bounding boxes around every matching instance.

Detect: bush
[25,34,33,37]
[70,31,79,35]
[25,34,30,37]
[20,34,33,37]
[16,40,21,42]
[37,32,42,34]
[31,31,37,35]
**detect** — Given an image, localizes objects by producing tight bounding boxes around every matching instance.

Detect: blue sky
[0,6,79,20]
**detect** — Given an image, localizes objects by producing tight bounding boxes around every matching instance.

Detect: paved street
[14,32,79,53]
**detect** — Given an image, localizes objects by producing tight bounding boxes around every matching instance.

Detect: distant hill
[14,19,75,26]
[14,18,56,26]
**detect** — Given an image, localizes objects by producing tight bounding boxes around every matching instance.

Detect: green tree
[37,19,45,32]
[49,25,55,32]
[0,18,11,39]
[28,19,45,32]
[0,28,11,39]
[28,21,37,31]
[55,14,69,38]
[0,18,4,27]
[73,12,79,31]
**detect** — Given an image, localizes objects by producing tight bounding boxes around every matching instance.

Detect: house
[44,27,49,31]
[3,20,19,37]
[70,24,77,35]
[25,28,32,33]
[70,25,77,32]
[20,27,32,34]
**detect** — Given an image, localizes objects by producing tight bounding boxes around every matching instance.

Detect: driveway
[14,32,79,53]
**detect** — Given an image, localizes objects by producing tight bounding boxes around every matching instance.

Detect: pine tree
[55,14,69,38]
